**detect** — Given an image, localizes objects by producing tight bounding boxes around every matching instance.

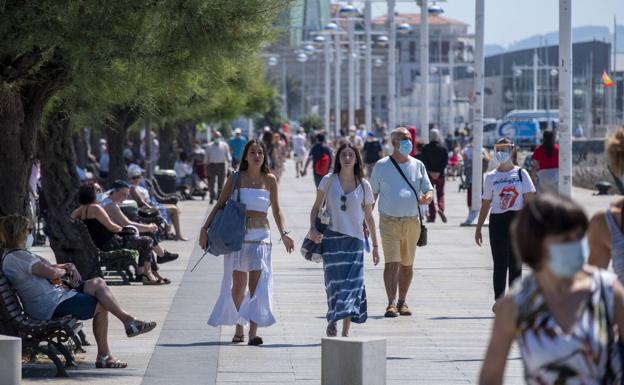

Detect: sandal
[157,278,171,285]
[232,334,245,343]
[248,336,263,346]
[125,319,157,337]
[96,355,127,369]
[326,322,337,337]
[142,276,166,286]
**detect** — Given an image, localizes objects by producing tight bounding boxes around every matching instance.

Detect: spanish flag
[603,70,615,88]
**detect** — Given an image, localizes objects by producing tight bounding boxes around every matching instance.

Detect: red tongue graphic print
[499,186,519,210]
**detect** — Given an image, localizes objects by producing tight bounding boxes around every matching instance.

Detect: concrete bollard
[0,335,21,385]
[322,337,386,385]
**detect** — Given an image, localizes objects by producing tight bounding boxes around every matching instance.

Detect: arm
[106,204,155,233]
[475,200,492,246]
[363,204,380,266]
[201,173,235,230]
[309,189,326,242]
[587,212,611,268]
[70,207,81,220]
[612,279,624,338]
[418,165,434,204]
[130,187,150,208]
[478,295,517,385]
[94,206,122,233]
[31,261,72,280]
[268,174,295,252]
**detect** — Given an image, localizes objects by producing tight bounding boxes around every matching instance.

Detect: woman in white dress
[199,140,295,346]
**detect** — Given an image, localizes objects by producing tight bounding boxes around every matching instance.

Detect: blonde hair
[606,127,624,176]
[0,215,30,249]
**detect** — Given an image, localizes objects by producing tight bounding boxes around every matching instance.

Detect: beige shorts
[379,215,421,266]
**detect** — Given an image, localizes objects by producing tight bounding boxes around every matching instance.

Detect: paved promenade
[23,162,614,384]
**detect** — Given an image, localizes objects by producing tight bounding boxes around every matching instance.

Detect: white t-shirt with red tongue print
[482,166,535,214]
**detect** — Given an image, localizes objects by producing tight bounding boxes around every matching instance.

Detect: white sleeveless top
[237,188,270,213]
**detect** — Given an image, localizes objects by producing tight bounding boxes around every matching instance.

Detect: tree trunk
[38,107,98,277]
[73,129,87,169]
[158,122,177,169]
[104,106,140,185]
[177,121,195,156]
[0,88,44,216]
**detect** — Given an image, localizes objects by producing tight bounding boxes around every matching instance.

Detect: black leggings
[488,211,521,300]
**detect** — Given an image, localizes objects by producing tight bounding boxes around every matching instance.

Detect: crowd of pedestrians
[2,117,624,383]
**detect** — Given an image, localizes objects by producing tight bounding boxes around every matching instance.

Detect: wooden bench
[76,221,139,285]
[0,271,84,377]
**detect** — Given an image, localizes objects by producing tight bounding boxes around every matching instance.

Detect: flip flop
[232,334,245,343]
[96,355,128,369]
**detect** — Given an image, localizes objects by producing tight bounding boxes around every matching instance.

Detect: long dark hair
[239,139,270,174]
[542,130,555,157]
[333,143,365,183]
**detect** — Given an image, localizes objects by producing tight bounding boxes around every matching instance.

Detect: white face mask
[26,234,34,249]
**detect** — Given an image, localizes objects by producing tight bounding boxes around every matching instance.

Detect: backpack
[314,152,331,176]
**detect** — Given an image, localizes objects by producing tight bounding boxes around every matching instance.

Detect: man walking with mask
[370,127,434,317]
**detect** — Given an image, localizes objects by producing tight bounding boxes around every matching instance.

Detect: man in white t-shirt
[292,128,307,178]
[204,131,231,204]
[370,127,434,318]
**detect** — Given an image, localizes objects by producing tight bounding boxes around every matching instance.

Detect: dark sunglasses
[340,195,347,211]
[131,176,141,180]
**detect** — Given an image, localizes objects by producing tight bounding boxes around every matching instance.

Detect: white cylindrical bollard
[0,335,22,385]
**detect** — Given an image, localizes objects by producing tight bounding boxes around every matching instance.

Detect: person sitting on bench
[0,214,157,369]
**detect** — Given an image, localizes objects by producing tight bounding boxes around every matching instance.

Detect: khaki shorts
[379,215,421,266]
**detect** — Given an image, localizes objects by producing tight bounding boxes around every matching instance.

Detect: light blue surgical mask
[398,140,412,157]
[547,238,588,278]
[96,193,103,203]
[495,151,511,164]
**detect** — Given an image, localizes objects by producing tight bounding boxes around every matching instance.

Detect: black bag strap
[389,157,424,224]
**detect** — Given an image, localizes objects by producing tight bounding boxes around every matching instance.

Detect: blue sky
[355,0,624,48]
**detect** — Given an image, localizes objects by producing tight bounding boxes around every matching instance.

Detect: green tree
[300,114,324,133]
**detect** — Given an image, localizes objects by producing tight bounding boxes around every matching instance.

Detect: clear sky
[343,0,624,48]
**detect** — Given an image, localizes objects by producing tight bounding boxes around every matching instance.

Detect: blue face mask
[398,140,412,157]
[96,193,103,203]
[496,151,511,164]
[547,238,588,278]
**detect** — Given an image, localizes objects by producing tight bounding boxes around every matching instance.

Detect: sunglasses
[131,176,141,180]
[340,195,347,211]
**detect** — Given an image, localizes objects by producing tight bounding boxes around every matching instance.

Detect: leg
[165,204,186,240]
[383,262,400,304]
[504,213,522,288]
[398,265,413,304]
[83,278,133,325]
[341,317,351,337]
[231,270,248,338]
[488,215,508,300]
[216,163,226,198]
[247,270,262,338]
[436,177,445,213]
[207,164,216,202]
[92,303,110,357]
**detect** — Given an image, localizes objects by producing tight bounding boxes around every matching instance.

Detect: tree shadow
[428,316,494,320]
[260,343,321,348]
[157,341,228,348]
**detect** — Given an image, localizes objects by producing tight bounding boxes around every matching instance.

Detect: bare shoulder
[266,173,278,185]
[589,210,608,229]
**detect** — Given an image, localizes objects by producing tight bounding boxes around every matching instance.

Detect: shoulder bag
[300,174,333,262]
[389,157,427,247]
[206,172,247,256]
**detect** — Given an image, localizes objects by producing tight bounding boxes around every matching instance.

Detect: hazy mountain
[487,25,624,56]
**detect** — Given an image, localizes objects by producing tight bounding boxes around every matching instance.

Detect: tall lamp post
[364,0,373,130]
[559,0,573,196]
[468,0,485,224]
[314,34,332,135]
[340,2,360,131]
[325,22,341,139]
[388,0,397,132]
[296,52,308,120]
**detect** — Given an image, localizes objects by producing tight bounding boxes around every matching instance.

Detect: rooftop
[372,13,467,27]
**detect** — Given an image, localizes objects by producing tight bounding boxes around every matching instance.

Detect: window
[381,95,387,109]
[372,96,376,109]
[409,41,417,62]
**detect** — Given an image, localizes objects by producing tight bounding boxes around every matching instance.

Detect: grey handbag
[206,172,247,256]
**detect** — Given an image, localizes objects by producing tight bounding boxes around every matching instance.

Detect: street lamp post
[364,0,373,130]
[323,36,331,135]
[388,0,397,132]
[348,17,356,129]
[334,26,342,138]
[559,0,573,196]
[470,0,485,221]
[419,0,430,142]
